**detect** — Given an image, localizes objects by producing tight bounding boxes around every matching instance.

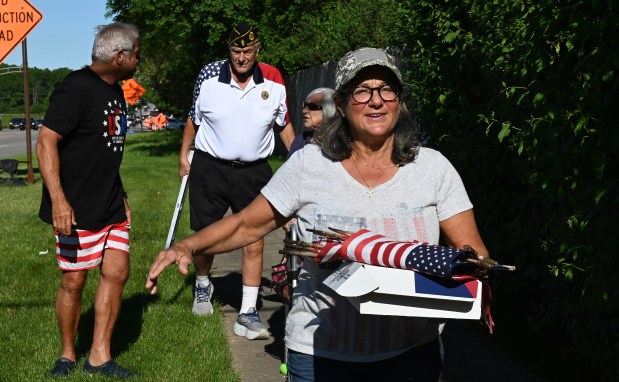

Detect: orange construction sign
[122,78,146,105]
[143,112,168,130]
[0,0,43,63]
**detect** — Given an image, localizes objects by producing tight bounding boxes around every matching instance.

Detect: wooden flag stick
[278,249,317,258]
[282,239,322,250]
[306,228,348,241]
[465,258,515,271]
[327,227,352,238]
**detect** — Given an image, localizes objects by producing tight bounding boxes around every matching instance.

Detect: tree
[105,0,405,114]
[0,64,70,114]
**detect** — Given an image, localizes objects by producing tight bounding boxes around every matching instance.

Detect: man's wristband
[123,191,128,199]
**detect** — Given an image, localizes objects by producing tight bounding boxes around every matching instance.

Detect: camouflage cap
[334,47,402,91]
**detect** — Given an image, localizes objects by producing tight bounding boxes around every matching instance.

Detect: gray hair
[316,89,420,165]
[91,23,139,63]
[305,87,336,120]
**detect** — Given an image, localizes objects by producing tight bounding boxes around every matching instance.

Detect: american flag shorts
[55,220,130,271]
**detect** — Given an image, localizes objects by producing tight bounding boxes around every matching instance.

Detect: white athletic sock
[239,285,259,314]
[195,274,210,286]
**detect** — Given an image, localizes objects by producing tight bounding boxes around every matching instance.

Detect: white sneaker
[233,307,270,340]
[192,281,214,316]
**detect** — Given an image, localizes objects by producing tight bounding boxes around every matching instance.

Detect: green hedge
[399,1,618,380]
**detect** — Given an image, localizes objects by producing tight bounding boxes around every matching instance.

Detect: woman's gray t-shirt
[262,144,473,362]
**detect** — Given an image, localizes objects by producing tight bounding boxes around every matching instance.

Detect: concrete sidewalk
[209,227,544,382]
[209,227,288,381]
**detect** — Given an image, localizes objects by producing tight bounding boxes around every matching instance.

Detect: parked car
[18,116,38,130]
[10,118,24,129]
[126,114,137,127]
[30,118,40,130]
[165,118,185,130]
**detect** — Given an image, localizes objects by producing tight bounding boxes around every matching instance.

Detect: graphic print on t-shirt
[102,99,127,153]
[312,204,429,243]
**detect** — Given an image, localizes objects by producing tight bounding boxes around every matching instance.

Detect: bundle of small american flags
[281,227,515,277]
[280,227,516,333]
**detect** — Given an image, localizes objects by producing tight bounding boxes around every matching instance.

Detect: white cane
[164,149,193,249]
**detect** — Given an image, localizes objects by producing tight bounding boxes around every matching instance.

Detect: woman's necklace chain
[351,152,400,170]
[351,154,387,198]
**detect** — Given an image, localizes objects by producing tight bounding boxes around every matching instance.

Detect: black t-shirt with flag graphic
[39,67,129,230]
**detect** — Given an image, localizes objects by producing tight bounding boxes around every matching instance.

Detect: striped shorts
[55,220,130,271]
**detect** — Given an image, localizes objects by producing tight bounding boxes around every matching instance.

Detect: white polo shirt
[189,60,290,162]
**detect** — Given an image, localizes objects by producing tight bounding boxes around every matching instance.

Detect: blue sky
[3,0,112,70]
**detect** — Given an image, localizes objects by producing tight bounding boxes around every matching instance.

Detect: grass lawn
[0,130,286,381]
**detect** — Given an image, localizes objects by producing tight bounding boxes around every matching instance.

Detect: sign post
[22,38,34,183]
[1,0,43,184]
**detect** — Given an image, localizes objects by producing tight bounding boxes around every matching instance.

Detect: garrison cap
[228,23,260,48]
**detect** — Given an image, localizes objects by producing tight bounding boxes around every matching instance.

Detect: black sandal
[47,358,76,378]
[83,359,136,379]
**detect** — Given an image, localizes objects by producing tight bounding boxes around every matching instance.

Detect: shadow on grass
[75,293,158,359]
[14,167,39,177]
[0,177,27,186]
[164,274,193,305]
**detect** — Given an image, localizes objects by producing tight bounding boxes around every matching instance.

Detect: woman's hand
[145,243,193,294]
[282,217,298,233]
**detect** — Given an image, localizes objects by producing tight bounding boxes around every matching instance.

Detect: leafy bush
[399,0,618,379]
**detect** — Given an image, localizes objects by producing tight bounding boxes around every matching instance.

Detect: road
[0,125,158,160]
[0,128,38,159]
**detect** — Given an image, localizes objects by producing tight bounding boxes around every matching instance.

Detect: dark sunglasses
[303,102,323,111]
[119,48,140,61]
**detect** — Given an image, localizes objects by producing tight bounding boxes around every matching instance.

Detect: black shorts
[189,150,273,231]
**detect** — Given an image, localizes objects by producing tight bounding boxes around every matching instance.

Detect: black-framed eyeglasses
[350,85,399,103]
[303,102,323,111]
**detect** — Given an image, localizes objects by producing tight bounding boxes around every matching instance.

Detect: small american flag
[315,229,476,279]
[281,228,515,333]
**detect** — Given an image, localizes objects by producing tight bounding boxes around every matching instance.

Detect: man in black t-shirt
[36,23,140,379]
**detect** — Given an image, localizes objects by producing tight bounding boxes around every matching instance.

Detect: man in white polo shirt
[178,23,294,340]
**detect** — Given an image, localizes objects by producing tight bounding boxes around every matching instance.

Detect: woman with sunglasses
[287,87,336,159]
[146,47,488,381]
